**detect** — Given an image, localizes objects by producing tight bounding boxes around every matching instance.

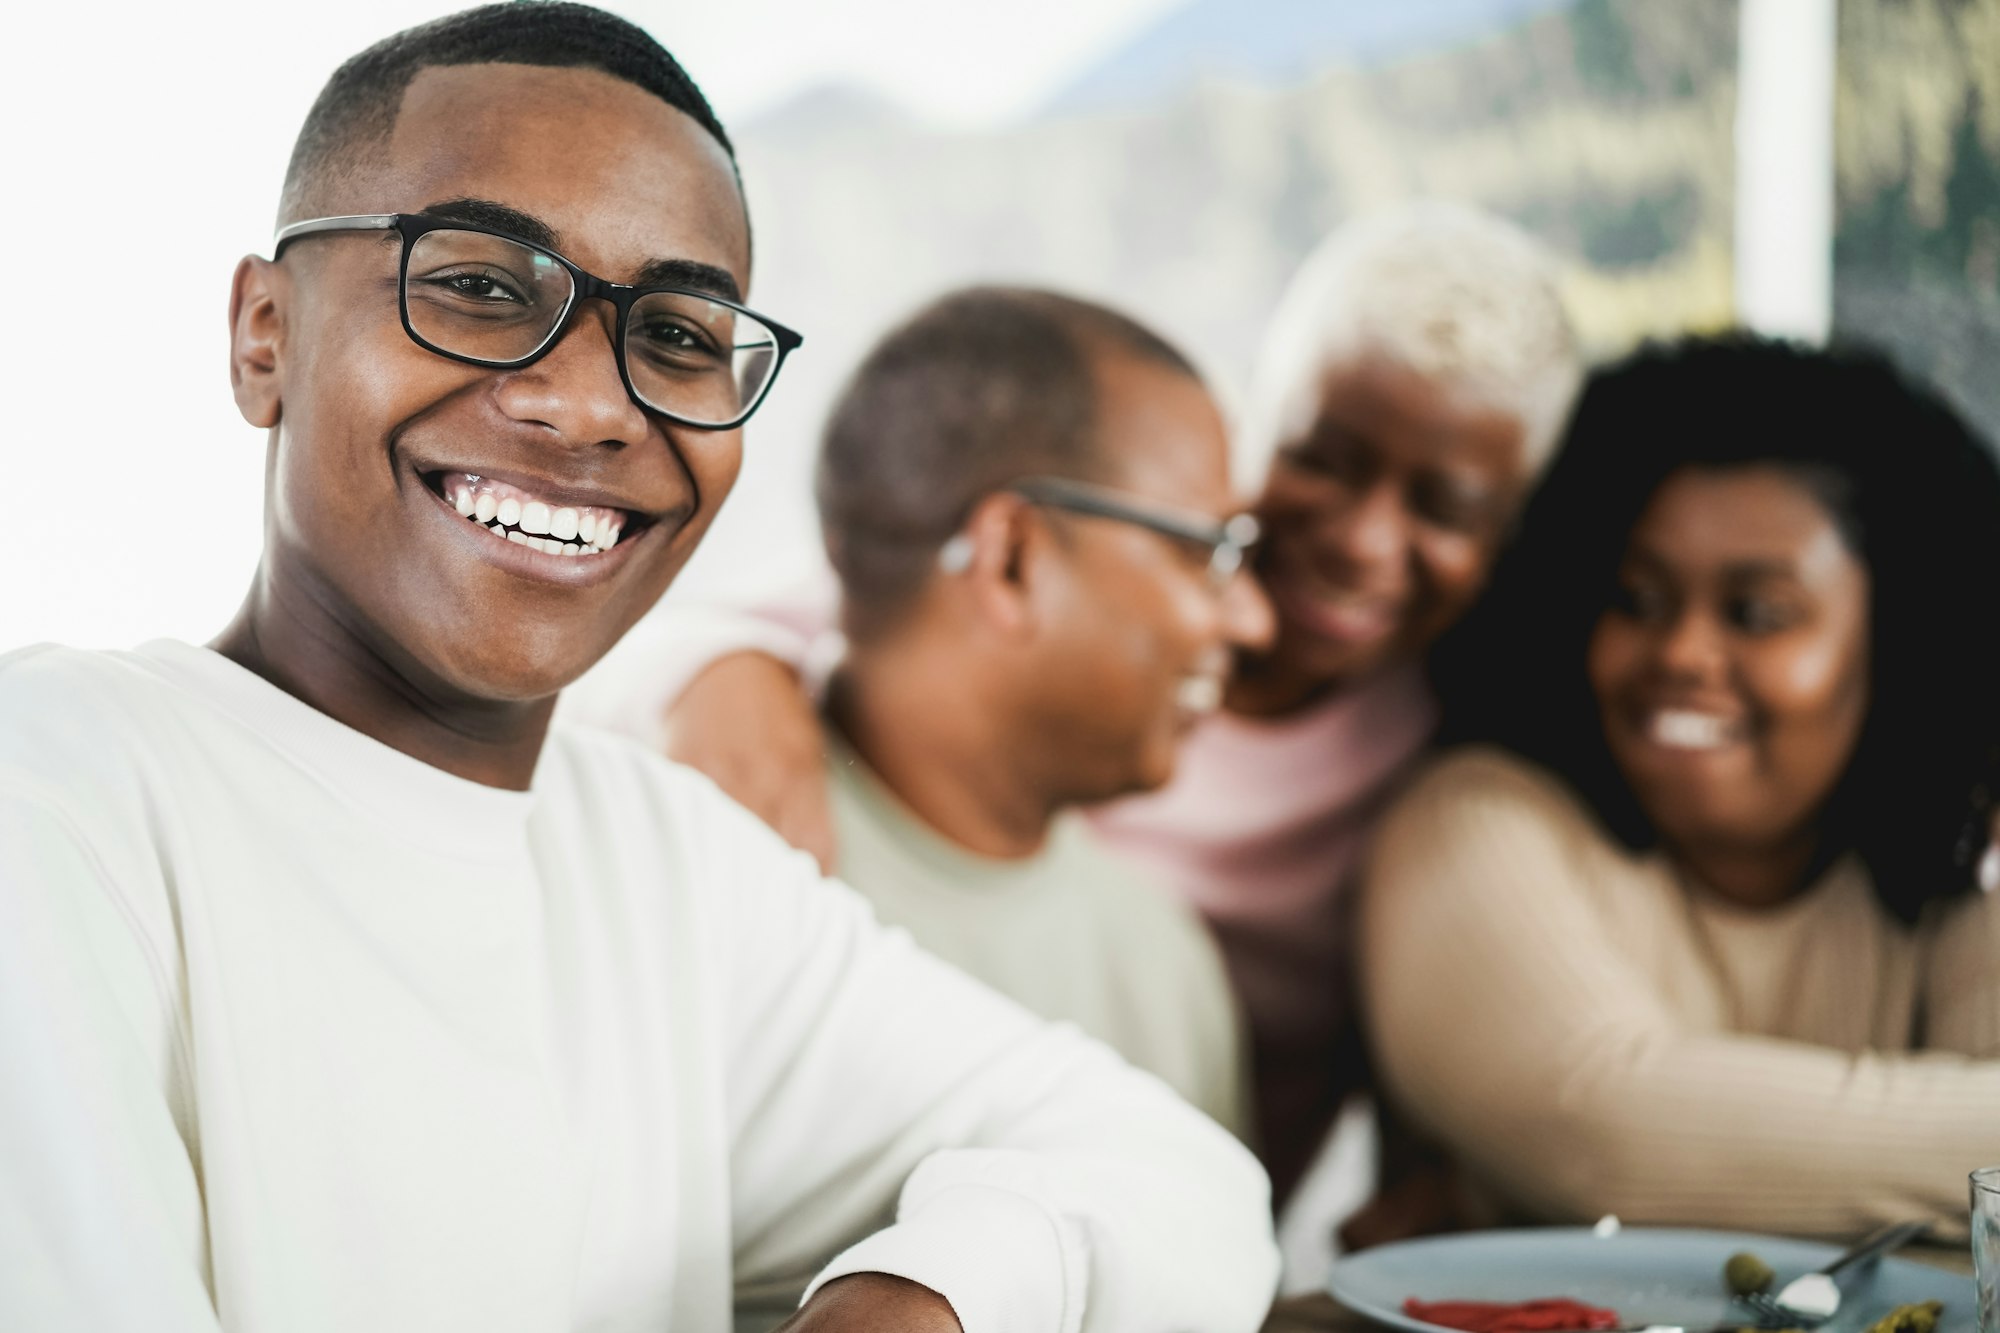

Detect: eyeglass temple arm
[271,214,399,255]
[1010,477,1237,547]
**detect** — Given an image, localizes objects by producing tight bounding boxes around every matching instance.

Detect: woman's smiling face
[1244,356,1528,700]
[1586,466,1872,879]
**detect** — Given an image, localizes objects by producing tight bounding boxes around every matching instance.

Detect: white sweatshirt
[0,641,1277,1333]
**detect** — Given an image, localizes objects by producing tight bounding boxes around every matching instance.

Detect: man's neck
[212,566,552,791]
[828,647,1058,861]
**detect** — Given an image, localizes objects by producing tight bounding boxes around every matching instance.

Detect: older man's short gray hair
[1234,203,1583,492]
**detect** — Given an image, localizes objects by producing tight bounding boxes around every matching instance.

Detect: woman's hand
[659,651,838,873]
[776,1274,963,1332]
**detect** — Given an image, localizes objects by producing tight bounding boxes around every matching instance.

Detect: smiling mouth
[424,471,643,557]
[1272,572,1400,645]
[1643,708,1749,751]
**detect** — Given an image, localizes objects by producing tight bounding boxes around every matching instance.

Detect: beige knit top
[1359,747,2000,1238]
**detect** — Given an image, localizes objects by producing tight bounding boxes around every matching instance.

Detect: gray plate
[1327,1227,1972,1333]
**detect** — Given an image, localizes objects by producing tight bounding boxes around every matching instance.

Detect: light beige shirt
[1361,747,2000,1239]
[826,735,1249,1136]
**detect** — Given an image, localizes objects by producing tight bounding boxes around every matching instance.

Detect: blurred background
[3,0,1995,650]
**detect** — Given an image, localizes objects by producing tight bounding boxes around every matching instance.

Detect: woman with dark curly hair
[1357,334,2000,1237]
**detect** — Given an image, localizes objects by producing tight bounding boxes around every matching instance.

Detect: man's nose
[1219,567,1277,653]
[491,301,651,448]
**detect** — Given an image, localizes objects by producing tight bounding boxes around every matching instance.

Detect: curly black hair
[1433,333,2000,923]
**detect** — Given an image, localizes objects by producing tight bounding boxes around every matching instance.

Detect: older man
[781,288,1267,1131]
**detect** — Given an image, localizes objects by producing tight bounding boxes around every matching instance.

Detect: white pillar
[1734,0,1838,342]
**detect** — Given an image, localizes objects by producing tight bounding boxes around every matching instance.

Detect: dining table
[1258,1238,1975,1333]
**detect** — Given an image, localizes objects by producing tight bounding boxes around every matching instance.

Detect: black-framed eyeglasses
[272,212,803,430]
[1008,476,1261,588]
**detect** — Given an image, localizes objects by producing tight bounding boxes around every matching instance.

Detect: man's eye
[419,269,529,304]
[637,318,723,360]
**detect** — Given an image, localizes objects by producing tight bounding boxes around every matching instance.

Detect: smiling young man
[0,6,1277,1331]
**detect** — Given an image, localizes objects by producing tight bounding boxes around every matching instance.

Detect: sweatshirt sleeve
[0,781,218,1331]
[1358,750,2000,1240]
[711,794,1279,1333]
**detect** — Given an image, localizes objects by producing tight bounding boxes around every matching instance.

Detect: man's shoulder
[541,719,807,865]
[545,718,736,804]
[0,641,153,700]
[1061,817,1218,943]
[0,643,181,772]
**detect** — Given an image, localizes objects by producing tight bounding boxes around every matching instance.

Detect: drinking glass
[1972,1167,2000,1333]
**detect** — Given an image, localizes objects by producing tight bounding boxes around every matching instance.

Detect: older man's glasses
[272,213,802,430]
[1008,476,1260,588]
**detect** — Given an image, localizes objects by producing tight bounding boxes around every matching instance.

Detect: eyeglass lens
[403,228,780,427]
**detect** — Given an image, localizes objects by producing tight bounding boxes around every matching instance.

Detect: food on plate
[1723,1251,1775,1296]
[1863,1301,1943,1333]
[1401,1297,1623,1332]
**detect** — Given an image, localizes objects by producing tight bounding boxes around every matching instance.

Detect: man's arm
[0,783,219,1331]
[706,793,1280,1333]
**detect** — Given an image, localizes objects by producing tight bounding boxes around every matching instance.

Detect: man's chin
[416,627,620,708]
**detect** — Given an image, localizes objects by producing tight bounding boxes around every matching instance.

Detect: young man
[0,6,1277,1332]
[589,287,1270,1134]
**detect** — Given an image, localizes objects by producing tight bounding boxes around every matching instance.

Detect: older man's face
[249,63,751,704]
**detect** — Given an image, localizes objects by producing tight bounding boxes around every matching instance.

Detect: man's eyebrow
[421,198,559,250]
[634,258,741,303]
[419,198,742,302]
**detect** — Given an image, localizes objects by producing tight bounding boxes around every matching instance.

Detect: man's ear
[958,493,1041,637]
[229,255,285,429]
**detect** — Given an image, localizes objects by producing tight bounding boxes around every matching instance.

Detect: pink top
[1091,666,1437,1190]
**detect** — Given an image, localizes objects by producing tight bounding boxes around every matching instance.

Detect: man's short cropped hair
[279,1,732,224]
[816,287,1199,640]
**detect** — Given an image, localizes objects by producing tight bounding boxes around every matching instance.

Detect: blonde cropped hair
[1234,203,1583,492]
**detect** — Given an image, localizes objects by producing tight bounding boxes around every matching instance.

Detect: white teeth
[449,477,625,557]
[1651,710,1734,750]
[1176,676,1223,715]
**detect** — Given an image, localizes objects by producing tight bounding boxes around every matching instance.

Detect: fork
[1734,1219,1932,1327]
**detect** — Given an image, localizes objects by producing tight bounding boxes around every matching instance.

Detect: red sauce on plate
[1402,1298,1624,1332]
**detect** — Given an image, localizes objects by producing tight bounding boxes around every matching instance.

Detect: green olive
[1864,1301,1943,1333]
[1724,1251,1775,1296]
